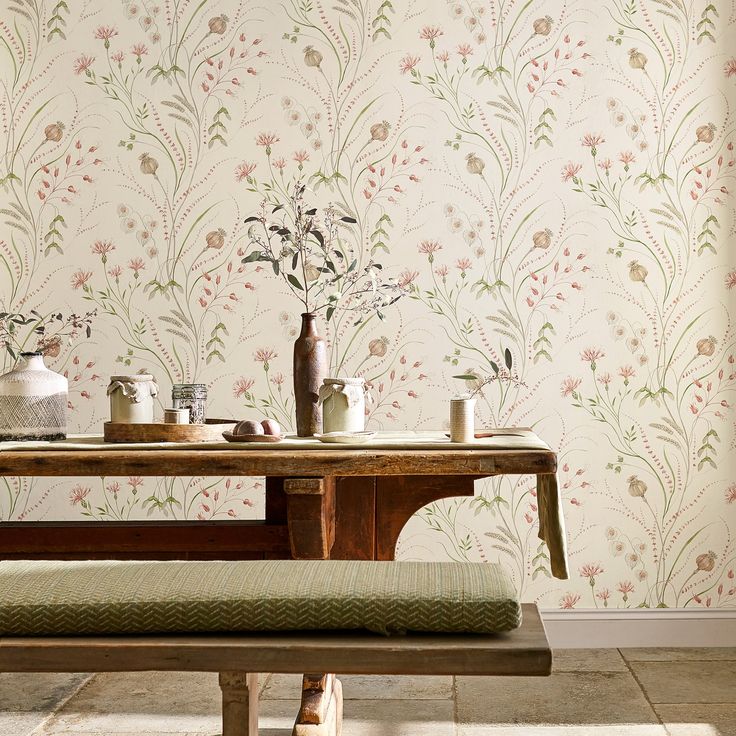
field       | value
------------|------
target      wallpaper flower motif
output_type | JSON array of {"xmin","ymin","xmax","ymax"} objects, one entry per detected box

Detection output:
[{"xmin": 0, "ymin": 0, "xmax": 734, "ymax": 610}]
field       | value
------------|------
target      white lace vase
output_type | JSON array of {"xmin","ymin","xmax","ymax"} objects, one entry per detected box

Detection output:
[{"xmin": 0, "ymin": 352, "xmax": 68, "ymax": 442}]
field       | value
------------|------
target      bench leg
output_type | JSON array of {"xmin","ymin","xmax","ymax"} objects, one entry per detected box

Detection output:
[
  {"xmin": 293, "ymin": 673, "xmax": 343, "ymax": 736},
  {"xmin": 219, "ymin": 671, "xmax": 258, "ymax": 736}
]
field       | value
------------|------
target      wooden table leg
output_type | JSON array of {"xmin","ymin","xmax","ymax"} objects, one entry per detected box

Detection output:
[
  {"xmin": 283, "ymin": 477, "xmax": 336, "ymax": 560},
  {"xmin": 219, "ymin": 672, "xmax": 258, "ymax": 736},
  {"xmin": 283, "ymin": 477, "xmax": 342, "ymax": 734}
]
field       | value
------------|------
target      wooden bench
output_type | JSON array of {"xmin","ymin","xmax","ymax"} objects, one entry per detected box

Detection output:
[{"xmin": 0, "ymin": 559, "xmax": 551, "ymax": 736}]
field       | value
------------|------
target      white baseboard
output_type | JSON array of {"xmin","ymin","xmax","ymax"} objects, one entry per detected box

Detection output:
[{"xmin": 540, "ymin": 608, "xmax": 736, "ymax": 648}]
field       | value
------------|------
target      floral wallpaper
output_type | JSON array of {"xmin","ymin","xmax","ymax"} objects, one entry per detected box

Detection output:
[{"xmin": 1, "ymin": 0, "xmax": 735, "ymax": 610}]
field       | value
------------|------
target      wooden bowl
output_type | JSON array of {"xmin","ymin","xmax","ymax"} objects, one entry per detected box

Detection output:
[{"xmin": 222, "ymin": 431, "xmax": 283, "ymax": 443}]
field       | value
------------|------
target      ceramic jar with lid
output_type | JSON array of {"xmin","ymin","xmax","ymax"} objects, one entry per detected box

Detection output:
[
  {"xmin": 107, "ymin": 374, "xmax": 159, "ymax": 424},
  {"xmin": 0, "ymin": 352, "xmax": 68, "ymax": 441},
  {"xmin": 318, "ymin": 377, "xmax": 366, "ymax": 433}
]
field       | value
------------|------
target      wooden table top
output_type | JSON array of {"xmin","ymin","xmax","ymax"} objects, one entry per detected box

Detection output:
[{"xmin": 0, "ymin": 431, "xmax": 556, "ymax": 477}]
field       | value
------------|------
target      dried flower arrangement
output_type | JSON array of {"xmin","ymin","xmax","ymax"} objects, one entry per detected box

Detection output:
[
  {"xmin": 242, "ymin": 182, "xmax": 404, "ymax": 320},
  {"xmin": 0, "ymin": 310, "xmax": 95, "ymax": 361}
]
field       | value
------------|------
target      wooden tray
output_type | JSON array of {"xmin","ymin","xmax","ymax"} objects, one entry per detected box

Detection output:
[{"xmin": 104, "ymin": 419, "xmax": 237, "ymax": 443}]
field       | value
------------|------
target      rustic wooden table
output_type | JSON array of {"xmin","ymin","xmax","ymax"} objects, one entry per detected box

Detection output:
[{"xmin": 0, "ymin": 435, "xmax": 558, "ymax": 563}]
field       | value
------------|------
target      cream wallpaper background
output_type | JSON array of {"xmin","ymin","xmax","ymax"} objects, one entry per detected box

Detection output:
[{"xmin": 1, "ymin": 0, "xmax": 735, "ymax": 610}]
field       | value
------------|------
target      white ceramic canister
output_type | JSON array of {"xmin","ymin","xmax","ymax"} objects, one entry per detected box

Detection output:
[
  {"xmin": 107, "ymin": 374, "xmax": 159, "ymax": 423},
  {"xmin": 0, "ymin": 352, "xmax": 68, "ymax": 441},
  {"xmin": 318, "ymin": 377, "xmax": 366, "ymax": 433},
  {"xmin": 449, "ymin": 397, "xmax": 476, "ymax": 443}
]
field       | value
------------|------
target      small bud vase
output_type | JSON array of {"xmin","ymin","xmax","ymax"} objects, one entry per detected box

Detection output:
[
  {"xmin": 449, "ymin": 397, "xmax": 476, "ymax": 443},
  {"xmin": 0, "ymin": 352, "xmax": 68, "ymax": 441},
  {"xmin": 293, "ymin": 312, "xmax": 327, "ymax": 436}
]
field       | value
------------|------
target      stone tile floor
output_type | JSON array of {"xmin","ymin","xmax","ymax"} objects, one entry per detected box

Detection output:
[{"xmin": 1, "ymin": 648, "xmax": 734, "ymax": 735}]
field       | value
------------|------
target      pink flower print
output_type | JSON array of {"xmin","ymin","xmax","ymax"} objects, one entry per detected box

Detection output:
[
  {"xmin": 419, "ymin": 26, "xmax": 443, "ymax": 41},
  {"xmin": 418, "ymin": 240, "xmax": 442, "ymax": 255},
  {"xmin": 131, "ymin": 43, "xmax": 148, "ymax": 59},
  {"xmin": 128, "ymin": 476, "xmax": 144, "ymax": 489},
  {"xmin": 581, "ymin": 347, "xmax": 604, "ymax": 363},
  {"xmin": 94, "ymin": 26, "xmax": 117, "ymax": 48},
  {"xmin": 618, "ymin": 365, "xmax": 636, "ymax": 384},
  {"xmin": 108, "ymin": 265, "xmax": 122, "ymax": 278},
  {"xmin": 292, "ymin": 150, "xmax": 310, "ymax": 164},
  {"xmin": 233, "ymin": 377, "xmax": 255, "ymax": 397},
  {"xmin": 70, "ymin": 270, "xmax": 92, "ymax": 289},
  {"xmin": 726, "ymin": 484, "xmax": 736, "ymax": 504},
  {"xmin": 73, "ymin": 55, "xmax": 95, "ymax": 75},
  {"xmin": 94, "ymin": 26, "xmax": 118, "ymax": 41},
  {"xmin": 435, "ymin": 265, "xmax": 449, "ymax": 278},
  {"xmin": 91, "ymin": 240, "xmax": 115, "ymax": 256},
  {"xmin": 254, "ymin": 348, "xmax": 277, "ymax": 363},
  {"xmin": 617, "ymin": 581, "xmax": 635, "ymax": 595},
  {"xmin": 397, "ymin": 269, "xmax": 419, "ymax": 288},
  {"xmin": 436, "ymin": 50, "xmax": 449, "ymax": 63},
  {"xmin": 69, "ymin": 485, "xmax": 91, "ymax": 505},
  {"xmin": 581, "ymin": 133, "xmax": 604, "ymax": 148},
  {"xmin": 580, "ymin": 563, "xmax": 604, "ymax": 579},
  {"xmin": 399, "ymin": 55, "xmax": 420, "ymax": 74},
  {"xmin": 561, "ymin": 162, "xmax": 582, "ymax": 182},
  {"xmin": 597, "ymin": 372, "xmax": 612, "ymax": 387},
  {"xmin": 596, "ymin": 588, "xmax": 611, "ymax": 605},
  {"xmin": 724, "ymin": 58, "xmax": 736, "ymax": 78},
  {"xmin": 235, "ymin": 161, "xmax": 256, "ymax": 181},
  {"xmin": 128, "ymin": 257, "xmax": 145, "ymax": 274},
  {"xmin": 725, "ymin": 271, "xmax": 736, "ymax": 289},
  {"xmin": 560, "ymin": 377, "xmax": 581, "ymax": 397},
  {"xmin": 111, "ymin": 50, "xmax": 125, "ymax": 63},
  {"xmin": 270, "ymin": 372, "xmax": 285, "ymax": 386},
  {"xmin": 255, "ymin": 132, "xmax": 279, "ymax": 147},
  {"xmin": 619, "ymin": 151, "xmax": 636, "ymax": 165},
  {"xmin": 560, "ymin": 593, "xmax": 580, "ymax": 609},
  {"xmin": 598, "ymin": 158, "xmax": 612, "ymax": 172},
  {"xmin": 455, "ymin": 257, "xmax": 472, "ymax": 272},
  {"xmin": 272, "ymin": 157, "xmax": 286, "ymax": 170},
  {"xmin": 457, "ymin": 43, "xmax": 473, "ymax": 59}
]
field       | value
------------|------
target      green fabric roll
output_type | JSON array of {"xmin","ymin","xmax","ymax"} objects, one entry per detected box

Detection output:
[{"xmin": 0, "ymin": 559, "xmax": 521, "ymax": 636}]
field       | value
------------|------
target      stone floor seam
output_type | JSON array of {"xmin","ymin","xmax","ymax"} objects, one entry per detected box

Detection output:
[
  {"xmin": 618, "ymin": 648, "xmax": 671, "ymax": 736},
  {"xmin": 27, "ymin": 673, "xmax": 95, "ymax": 736},
  {"xmin": 451, "ymin": 674, "xmax": 459, "ymax": 732}
]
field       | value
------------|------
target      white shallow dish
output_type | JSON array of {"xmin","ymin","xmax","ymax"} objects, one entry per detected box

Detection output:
[{"xmin": 314, "ymin": 431, "xmax": 376, "ymax": 444}]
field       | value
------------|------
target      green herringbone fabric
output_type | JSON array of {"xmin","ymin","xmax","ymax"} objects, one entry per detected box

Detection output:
[{"xmin": 0, "ymin": 559, "xmax": 520, "ymax": 636}]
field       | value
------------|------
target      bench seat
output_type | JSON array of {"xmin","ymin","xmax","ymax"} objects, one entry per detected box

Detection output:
[
  {"xmin": 0, "ymin": 559, "xmax": 549, "ymax": 736},
  {"xmin": 0, "ymin": 559, "xmax": 521, "ymax": 637}
]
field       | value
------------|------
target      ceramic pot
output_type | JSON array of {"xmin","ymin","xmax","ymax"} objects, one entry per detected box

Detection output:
[
  {"xmin": 0, "ymin": 352, "xmax": 68, "ymax": 441},
  {"xmin": 449, "ymin": 397, "xmax": 476, "ymax": 442},
  {"xmin": 293, "ymin": 312, "xmax": 327, "ymax": 436},
  {"xmin": 319, "ymin": 377, "xmax": 366, "ymax": 433},
  {"xmin": 107, "ymin": 374, "xmax": 159, "ymax": 423}
]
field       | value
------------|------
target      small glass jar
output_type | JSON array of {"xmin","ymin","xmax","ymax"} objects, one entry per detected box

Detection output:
[
  {"xmin": 172, "ymin": 383, "xmax": 207, "ymax": 425},
  {"xmin": 318, "ymin": 377, "xmax": 365, "ymax": 433}
]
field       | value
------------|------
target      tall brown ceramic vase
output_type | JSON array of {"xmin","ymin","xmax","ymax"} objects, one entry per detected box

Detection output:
[{"xmin": 293, "ymin": 312, "xmax": 327, "ymax": 436}]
